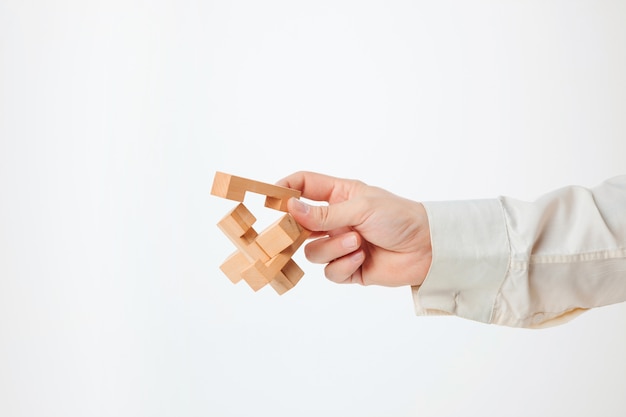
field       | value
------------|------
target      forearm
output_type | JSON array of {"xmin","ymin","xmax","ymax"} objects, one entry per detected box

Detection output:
[{"xmin": 412, "ymin": 176, "xmax": 626, "ymax": 328}]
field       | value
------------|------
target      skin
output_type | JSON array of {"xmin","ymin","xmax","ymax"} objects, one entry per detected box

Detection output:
[{"xmin": 277, "ymin": 171, "xmax": 432, "ymax": 287}]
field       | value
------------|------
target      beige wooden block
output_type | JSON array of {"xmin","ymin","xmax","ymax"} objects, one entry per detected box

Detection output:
[
  {"xmin": 242, "ymin": 268, "xmax": 270, "ymax": 292},
  {"xmin": 218, "ymin": 213, "xmax": 270, "ymax": 264},
  {"xmin": 217, "ymin": 203, "xmax": 256, "ymax": 238},
  {"xmin": 269, "ymin": 258, "xmax": 304, "ymax": 295},
  {"xmin": 269, "ymin": 270, "xmax": 294, "ymax": 295},
  {"xmin": 241, "ymin": 228, "xmax": 311, "ymax": 286},
  {"xmin": 256, "ymin": 214, "xmax": 303, "ymax": 258},
  {"xmin": 211, "ymin": 171, "xmax": 300, "ymax": 212},
  {"xmin": 212, "ymin": 172, "xmax": 310, "ymax": 293},
  {"xmin": 220, "ymin": 250, "xmax": 250, "ymax": 284},
  {"xmin": 281, "ymin": 258, "xmax": 304, "ymax": 286},
  {"xmin": 220, "ymin": 249, "xmax": 270, "ymax": 291},
  {"xmin": 264, "ymin": 195, "xmax": 290, "ymax": 211},
  {"xmin": 241, "ymin": 259, "xmax": 272, "ymax": 287}
]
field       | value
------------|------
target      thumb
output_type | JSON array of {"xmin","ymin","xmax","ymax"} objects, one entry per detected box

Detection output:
[{"xmin": 287, "ymin": 197, "xmax": 364, "ymax": 232}]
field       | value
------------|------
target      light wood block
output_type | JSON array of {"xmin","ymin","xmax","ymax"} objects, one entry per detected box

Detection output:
[
  {"xmin": 241, "ymin": 228, "xmax": 311, "ymax": 283},
  {"xmin": 281, "ymin": 258, "xmax": 304, "ymax": 286},
  {"xmin": 217, "ymin": 208, "xmax": 270, "ymax": 264},
  {"xmin": 269, "ymin": 259, "xmax": 304, "ymax": 295},
  {"xmin": 220, "ymin": 250, "xmax": 270, "ymax": 291},
  {"xmin": 220, "ymin": 250, "xmax": 249, "ymax": 284},
  {"xmin": 217, "ymin": 203, "xmax": 256, "ymax": 238},
  {"xmin": 242, "ymin": 269, "xmax": 270, "ymax": 291},
  {"xmin": 212, "ymin": 171, "xmax": 310, "ymax": 294},
  {"xmin": 269, "ymin": 270, "xmax": 294, "ymax": 295},
  {"xmin": 211, "ymin": 171, "xmax": 300, "ymax": 212},
  {"xmin": 256, "ymin": 213, "xmax": 303, "ymax": 258}
]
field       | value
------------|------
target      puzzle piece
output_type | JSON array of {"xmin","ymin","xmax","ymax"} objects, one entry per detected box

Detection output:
[
  {"xmin": 217, "ymin": 206, "xmax": 305, "ymax": 292},
  {"xmin": 217, "ymin": 203, "xmax": 270, "ymax": 264},
  {"xmin": 211, "ymin": 171, "xmax": 301, "ymax": 212},
  {"xmin": 241, "ymin": 227, "xmax": 311, "ymax": 284},
  {"xmin": 256, "ymin": 213, "xmax": 304, "ymax": 258},
  {"xmin": 211, "ymin": 171, "xmax": 310, "ymax": 294},
  {"xmin": 270, "ymin": 258, "xmax": 305, "ymax": 295}
]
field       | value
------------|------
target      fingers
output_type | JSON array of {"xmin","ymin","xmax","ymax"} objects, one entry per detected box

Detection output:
[
  {"xmin": 324, "ymin": 250, "xmax": 365, "ymax": 284},
  {"xmin": 276, "ymin": 171, "xmax": 340, "ymax": 202},
  {"xmin": 303, "ymin": 231, "xmax": 366, "ymax": 284},
  {"xmin": 279, "ymin": 171, "xmax": 370, "ymax": 232},
  {"xmin": 287, "ymin": 197, "xmax": 367, "ymax": 233},
  {"xmin": 277, "ymin": 171, "xmax": 373, "ymax": 285},
  {"xmin": 304, "ymin": 231, "xmax": 361, "ymax": 263},
  {"xmin": 277, "ymin": 171, "xmax": 364, "ymax": 204}
]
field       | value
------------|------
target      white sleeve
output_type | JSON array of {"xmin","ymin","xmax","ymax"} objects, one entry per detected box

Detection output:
[{"xmin": 412, "ymin": 176, "xmax": 626, "ymax": 328}]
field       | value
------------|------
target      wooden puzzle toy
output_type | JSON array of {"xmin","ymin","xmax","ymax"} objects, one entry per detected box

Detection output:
[{"xmin": 211, "ymin": 172, "xmax": 311, "ymax": 294}]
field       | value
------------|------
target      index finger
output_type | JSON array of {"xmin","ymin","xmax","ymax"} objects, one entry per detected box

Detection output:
[{"xmin": 276, "ymin": 171, "xmax": 358, "ymax": 204}]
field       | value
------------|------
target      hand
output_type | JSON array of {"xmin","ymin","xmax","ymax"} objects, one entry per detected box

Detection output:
[{"xmin": 277, "ymin": 172, "xmax": 432, "ymax": 287}]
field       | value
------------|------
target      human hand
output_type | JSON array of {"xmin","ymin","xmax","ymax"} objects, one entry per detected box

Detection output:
[{"xmin": 277, "ymin": 172, "xmax": 432, "ymax": 287}]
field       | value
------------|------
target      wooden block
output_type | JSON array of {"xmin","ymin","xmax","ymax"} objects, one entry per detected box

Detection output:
[
  {"xmin": 211, "ymin": 171, "xmax": 301, "ymax": 212},
  {"xmin": 242, "ymin": 268, "xmax": 270, "ymax": 292},
  {"xmin": 269, "ymin": 270, "xmax": 294, "ymax": 295},
  {"xmin": 217, "ymin": 203, "xmax": 256, "ymax": 238},
  {"xmin": 220, "ymin": 250, "xmax": 250, "ymax": 284},
  {"xmin": 264, "ymin": 196, "xmax": 289, "ymax": 211},
  {"xmin": 256, "ymin": 214, "xmax": 303, "ymax": 258},
  {"xmin": 220, "ymin": 249, "xmax": 270, "ymax": 291},
  {"xmin": 212, "ymin": 172, "xmax": 310, "ymax": 294},
  {"xmin": 281, "ymin": 258, "xmax": 304, "ymax": 286},
  {"xmin": 241, "ymin": 228, "xmax": 311, "ymax": 285},
  {"xmin": 217, "ymin": 210, "xmax": 270, "ymax": 264},
  {"xmin": 269, "ymin": 259, "xmax": 304, "ymax": 295}
]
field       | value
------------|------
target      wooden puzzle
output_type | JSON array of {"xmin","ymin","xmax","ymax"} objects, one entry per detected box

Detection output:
[{"xmin": 211, "ymin": 172, "xmax": 311, "ymax": 294}]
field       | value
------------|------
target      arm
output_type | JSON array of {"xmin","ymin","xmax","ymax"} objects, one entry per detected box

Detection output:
[
  {"xmin": 416, "ymin": 176, "xmax": 626, "ymax": 328},
  {"xmin": 279, "ymin": 172, "xmax": 626, "ymax": 328}
]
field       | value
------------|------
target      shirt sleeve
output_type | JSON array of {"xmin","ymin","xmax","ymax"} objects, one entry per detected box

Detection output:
[{"xmin": 412, "ymin": 176, "xmax": 626, "ymax": 328}]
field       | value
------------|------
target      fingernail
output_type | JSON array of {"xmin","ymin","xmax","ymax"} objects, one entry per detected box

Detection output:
[
  {"xmin": 350, "ymin": 250, "xmax": 365, "ymax": 263},
  {"xmin": 342, "ymin": 234, "xmax": 358, "ymax": 250},
  {"xmin": 290, "ymin": 198, "xmax": 310, "ymax": 215}
]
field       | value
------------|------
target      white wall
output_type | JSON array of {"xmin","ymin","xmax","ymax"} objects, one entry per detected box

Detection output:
[{"xmin": 1, "ymin": 1, "xmax": 625, "ymax": 416}]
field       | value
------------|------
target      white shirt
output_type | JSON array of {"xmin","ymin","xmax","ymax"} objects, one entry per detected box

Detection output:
[{"xmin": 412, "ymin": 176, "xmax": 626, "ymax": 328}]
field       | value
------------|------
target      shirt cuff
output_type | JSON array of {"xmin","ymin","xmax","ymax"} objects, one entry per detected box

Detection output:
[{"xmin": 411, "ymin": 199, "xmax": 510, "ymax": 324}]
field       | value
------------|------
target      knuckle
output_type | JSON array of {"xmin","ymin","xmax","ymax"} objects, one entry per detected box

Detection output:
[{"xmin": 315, "ymin": 206, "xmax": 331, "ymax": 231}]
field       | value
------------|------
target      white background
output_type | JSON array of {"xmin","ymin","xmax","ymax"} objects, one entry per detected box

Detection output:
[{"xmin": 1, "ymin": 1, "xmax": 626, "ymax": 416}]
